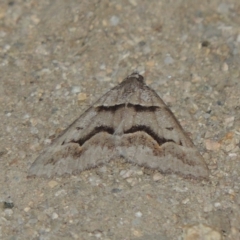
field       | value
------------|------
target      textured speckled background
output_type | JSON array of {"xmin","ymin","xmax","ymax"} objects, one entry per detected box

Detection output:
[{"xmin": 0, "ymin": 0, "xmax": 240, "ymax": 239}]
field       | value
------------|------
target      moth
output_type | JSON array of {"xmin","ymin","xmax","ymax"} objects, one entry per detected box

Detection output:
[{"xmin": 29, "ymin": 72, "xmax": 209, "ymax": 179}]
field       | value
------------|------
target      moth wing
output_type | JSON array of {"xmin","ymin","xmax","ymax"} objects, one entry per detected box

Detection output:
[
  {"xmin": 104, "ymin": 75, "xmax": 209, "ymax": 179},
  {"xmin": 29, "ymin": 105, "xmax": 118, "ymax": 177}
]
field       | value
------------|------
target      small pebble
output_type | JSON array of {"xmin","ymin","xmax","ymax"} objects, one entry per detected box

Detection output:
[
  {"xmin": 191, "ymin": 74, "xmax": 202, "ymax": 82},
  {"xmin": 164, "ymin": 54, "xmax": 174, "ymax": 65},
  {"xmin": 55, "ymin": 84, "xmax": 61, "ymax": 90},
  {"xmin": 110, "ymin": 15, "xmax": 120, "ymax": 26},
  {"xmin": 136, "ymin": 170, "xmax": 143, "ymax": 176},
  {"xmin": 225, "ymin": 143, "xmax": 236, "ymax": 152},
  {"xmin": 30, "ymin": 127, "xmax": 38, "ymax": 134},
  {"xmin": 152, "ymin": 172, "xmax": 164, "ymax": 181},
  {"xmin": 224, "ymin": 116, "xmax": 234, "ymax": 127},
  {"xmin": 182, "ymin": 198, "xmax": 190, "ymax": 204},
  {"xmin": 78, "ymin": 92, "xmax": 87, "ymax": 101},
  {"xmin": 135, "ymin": 211, "xmax": 142, "ymax": 218},
  {"xmin": 48, "ymin": 180, "xmax": 58, "ymax": 188},
  {"xmin": 237, "ymin": 34, "xmax": 240, "ymax": 42},
  {"xmin": 95, "ymin": 232, "xmax": 102, "ymax": 238},
  {"xmin": 120, "ymin": 169, "xmax": 133, "ymax": 179},
  {"xmin": 205, "ymin": 139, "xmax": 221, "ymax": 151},
  {"xmin": 132, "ymin": 229, "xmax": 143, "ymax": 237},
  {"xmin": 55, "ymin": 189, "xmax": 67, "ymax": 197},
  {"xmin": 71, "ymin": 86, "xmax": 81, "ymax": 94},
  {"xmin": 3, "ymin": 201, "xmax": 14, "ymax": 209},
  {"xmin": 4, "ymin": 209, "xmax": 13, "ymax": 216},
  {"xmin": 128, "ymin": 0, "xmax": 137, "ymax": 6},
  {"xmin": 203, "ymin": 203, "xmax": 213, "ymax": 212},
  {"xmin": 182, "ymin": 224, "xmax": 222, "ymax": 240},
  {"xmin": 222, "ymin": 62, "xmax": 228, "ymax": 71},
  {"xmin": 214, "ymin": 202, "xmax": 221, "ymax": 208},
  {"xmin": 24, "ymin": 207, "xmax": 30, "ymax": 212},
  {"xmin": 52, "ymin": 212, "xmax": 59, "ymax": 219}
]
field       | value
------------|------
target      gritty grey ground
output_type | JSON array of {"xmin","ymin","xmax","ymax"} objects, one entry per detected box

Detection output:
[{"xmin": 0, "ymin": 0, "xmax": 240, "ymax": 239}]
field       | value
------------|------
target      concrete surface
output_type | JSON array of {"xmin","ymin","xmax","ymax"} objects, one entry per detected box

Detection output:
[{"xmin": 0, "ymin": 0, "xmax": 240, "ymax": 239}]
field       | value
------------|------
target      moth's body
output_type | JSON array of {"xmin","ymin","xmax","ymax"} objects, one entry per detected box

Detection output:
[{"xmin": 29, "ymin": 73, "xmax": 209, "ymax": 179}]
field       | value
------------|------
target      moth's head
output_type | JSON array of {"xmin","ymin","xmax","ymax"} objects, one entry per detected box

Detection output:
[{"xmin": 126, "ymin": 72, "xmax": 145, "ymax": 84}]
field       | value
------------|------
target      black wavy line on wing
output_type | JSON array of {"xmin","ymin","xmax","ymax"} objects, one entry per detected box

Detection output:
[
  {"xmin": 70, "ymin": 125, "xmax": 176, "ymax": 147},
  {"xmin": 97, "ymin": 104, "xmax": 158, "ymax": 112}
]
